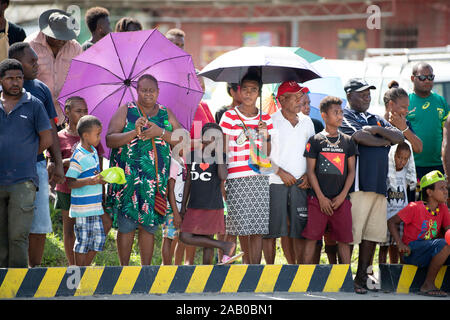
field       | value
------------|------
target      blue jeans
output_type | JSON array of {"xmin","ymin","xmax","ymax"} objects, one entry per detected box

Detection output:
[{"xmin": 30, "ymin": 160, "xmax": 53, "ymax": 234}]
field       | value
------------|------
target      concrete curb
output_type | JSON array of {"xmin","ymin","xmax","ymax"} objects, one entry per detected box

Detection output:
[
  {"xmin": 380, "ymin": 264, "xmax": 449, "ymax": 294},
  {"xmin": 0, "ymin": 264, "xmax": 354, "ymax": 298}
]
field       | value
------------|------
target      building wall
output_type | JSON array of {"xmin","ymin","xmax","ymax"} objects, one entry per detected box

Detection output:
[{"xmin": 160, "ymin": 0, "xmax": 448, "ymax": 64}]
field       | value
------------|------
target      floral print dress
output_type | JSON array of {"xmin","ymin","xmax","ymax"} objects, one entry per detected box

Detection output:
[{"xmin": 106, "ymin": 101, "xmax": 172, "ymax": 229}]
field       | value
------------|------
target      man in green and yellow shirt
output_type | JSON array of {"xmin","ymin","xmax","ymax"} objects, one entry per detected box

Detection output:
[{"xmin": 406, "ymin": 62, "xmax": 449, "ymax": 182}]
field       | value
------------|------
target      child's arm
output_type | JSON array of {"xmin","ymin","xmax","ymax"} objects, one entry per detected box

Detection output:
[
  {"xmin": 306, "ymin": 157, "xmax": 333, "ymax": 216},
  {"xmin": 66, "ymin": 174, "xmax": 106, "ymax": 189},
  {"xmin": 167, "ymin": 178, "xmax": 182, "ymax": 229},
  {"xmin": 218, "ymin": 152, "xmax": 228, "ymax": 180},
  {"xmin": 387, "ymin": 215, "xmax": 410, "ymax": 255},
  {"xmin": 332, "ymin": 155, "xmax": 356, "ymax": 209},
  {"xmin": 180, "ymin": 165, "xmax": 192, "ymax": 219}
]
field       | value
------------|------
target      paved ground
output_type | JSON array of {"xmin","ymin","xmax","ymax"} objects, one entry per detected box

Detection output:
[{"xmin": 17, "ymin": 290, "xmax": 449, "ymax": 300}]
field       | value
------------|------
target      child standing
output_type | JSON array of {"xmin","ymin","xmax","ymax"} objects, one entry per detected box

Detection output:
[
  {"xmin": 49, "ymin": 97, "xmax": 107, "ymax": 265},
  {"xmin": 302, "ymin": 96, "xmax": 357, "ymax": 264},
  {"xmin": 180, "ymin": 123, "xmax": 243, "ymax": 265},
  {"xmin": 388, "ymin": 170, "xmax": 450, "ymax": 297},
  {"xmin": 161, "ymin": 156, "xmax": 185, "ymax": 265},
  {"xmin": 379, "ymin": 142, "xmax": 416, "ymax": 264},
  {"xmin": 66, "ymin": 115, "xmax": 107, "ymax": 266}
]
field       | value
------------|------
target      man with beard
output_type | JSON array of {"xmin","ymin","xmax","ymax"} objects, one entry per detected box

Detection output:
[{"xmin": 0, "ymin": 59, "xmax": 52, "ymax": 267}]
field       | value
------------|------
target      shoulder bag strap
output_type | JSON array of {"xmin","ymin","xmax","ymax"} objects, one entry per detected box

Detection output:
[{"xmin": 136, "ymin": 102, "xmax": 161, "ymax": 194}]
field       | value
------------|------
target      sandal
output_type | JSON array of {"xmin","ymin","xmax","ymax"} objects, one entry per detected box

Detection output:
[
  {"xmin": 217, "ymin": 252, "xmax": 244, "ymax": 265},
  {"xmin": 354, "ymin": 284, "xmax": 368, "ymax": 295},
  {"xmin": 417, "ymin": 290, "xmax": 448, "ymax": 298}
]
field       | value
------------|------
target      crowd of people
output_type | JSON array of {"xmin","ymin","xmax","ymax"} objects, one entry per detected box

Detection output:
[{"xmin": 0, "ymin": 2, "xmax": 449, "ymax": 297}]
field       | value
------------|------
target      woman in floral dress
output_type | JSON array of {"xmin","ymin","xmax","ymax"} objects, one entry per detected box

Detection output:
[{"xmin": 106, "ymin": 74, "xmax": 183, "ymax": 265}]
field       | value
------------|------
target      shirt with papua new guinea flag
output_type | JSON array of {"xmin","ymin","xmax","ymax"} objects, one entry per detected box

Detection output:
[
  {"xmin": 303, "ymin": 132, "xmax": 357, "ymax": 199},
  {"xmin": 406, "ymin": 92, "xmax": 449, "ymax": 167}
]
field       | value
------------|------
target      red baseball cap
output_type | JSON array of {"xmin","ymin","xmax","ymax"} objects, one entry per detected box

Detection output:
[{"xmin": 276, "ymin": 81, "xmax": 309, "ymax": 99}]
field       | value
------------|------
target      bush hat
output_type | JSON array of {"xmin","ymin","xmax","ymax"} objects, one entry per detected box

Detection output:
[{"xmin": 39, "ymin": 9, "xmax": 80, "ymax": 41}]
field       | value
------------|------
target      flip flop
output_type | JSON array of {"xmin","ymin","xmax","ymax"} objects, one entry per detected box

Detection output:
[
  {"xmin": 417, "ymin": 290, "xmax": 448, "ymax": 298},
  {"xmin": 217, "ymin": 252, "xmax": 244, "ymax": 265},
  {"xmin": 353, "ymin": 282, "xmax": 368, "ymax": 295},
  {"xmin": 354, "ymin": 286, "xmax": 368, "ymax": 295}
]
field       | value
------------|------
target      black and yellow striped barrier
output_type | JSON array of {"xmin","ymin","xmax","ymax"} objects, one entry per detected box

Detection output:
[
  {"xmin": 0, "ymin": 264, "xmax": 354, "ymax": 298},
  {"xmin": 379, "ymin": 264, "xmax": 449, "ymax": 294}
]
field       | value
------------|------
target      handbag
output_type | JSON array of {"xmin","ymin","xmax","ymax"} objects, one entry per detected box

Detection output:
[
  {"xmin": 152, "ymin": 138, "xmax": 168, "ymax": 216},
  {"xmin": 136, "ymin": 102, "xmax": 168, "ymax": 216}
]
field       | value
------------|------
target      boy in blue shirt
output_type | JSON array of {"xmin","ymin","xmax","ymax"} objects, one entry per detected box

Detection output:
[{"xmin": 66, "ymin": 115, "xmax": 106, "ymax": 266}]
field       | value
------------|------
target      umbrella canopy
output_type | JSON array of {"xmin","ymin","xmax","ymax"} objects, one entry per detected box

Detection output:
[
  {"xmin": 58, "ymin": 29, "xmax": 203, "ymax": 158},
  {"xmin": 264, "ymin": 47, "xmax": 347, "ymax": 124},
  {"xmin": 198, "ymin": 46, "xmax": 321, "ymax": 84}
]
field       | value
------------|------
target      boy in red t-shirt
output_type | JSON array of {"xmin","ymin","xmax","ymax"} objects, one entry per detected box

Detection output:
[{"xmin": 388, "ymin": 170, "xmax": 450, "ymax": 297}]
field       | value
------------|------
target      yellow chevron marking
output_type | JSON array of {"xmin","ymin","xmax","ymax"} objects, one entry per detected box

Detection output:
[
  {"xmin": 34, "ymin": 267, "xmax": 67, "ymax": 298},
  {"xmin": 185, "ymin": 265, "xmax": 214, "ymax": 293},
  {"xmin": 288, "ymin": 265, "xmax": 316, "ymax": 292},
  {"xmin": 435, "ymin": 266, "xmax": 447, "ymax": 289},
  {"xmin": 220, "ymin": 265, "xmax": 248, "ymax": 293},
  {"xmin": 397, "ymin": 265, "xmax": 418, "ymax": 294},
  {"xmin": 323, "ymin": 264, "xmax": 349, "ymax": 292},
  {"xmin": 149, "ymin": 266, "xmax": 177, "ymax": 294},
  {"xmin": 74, "ymin": 266, "xmax": 104, "ymax": 296},
  {"xmin": 255, "ymin": 265, "xmax": 282, "ymax": 293},
  {"xmin": 112, "ymin": 266, "xmax": 142, "ymax": 295},
  {"xmin": 0, "ymin": 268, "xmax": 28, "ymax": 298}
]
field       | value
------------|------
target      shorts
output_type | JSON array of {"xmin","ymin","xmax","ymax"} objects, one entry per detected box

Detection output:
[
  {"xmin": 162, "ymin": 212, "xmax": 179, "ymax": 239},
  {"xmin": 302, "ymin": 196, "xmax": 353, "ymax": 243},
  {"xmin": 350, "ymin": 191, "xmax": 387, "ymax": 245},
  {"xmin": 404, "ymin": 239, "xmax": 450, "ymax": 268},
  {"xmin": 30, "ymin": 160, "xmax": 53, "ymax": 234},
  {"xmin": 74, "ymin": 215, "xmax": 106, "ymax": 253},
  {"xmin": 117, "ymin": 211, "xmax": 159, "ymax": 234},
  {"xmin": 55, "ymin": 191, "xmax": 71, "ymax": 211},
  {"xmin": 265, "ymin": 184, "xmax": 308, "ymax": 239}
]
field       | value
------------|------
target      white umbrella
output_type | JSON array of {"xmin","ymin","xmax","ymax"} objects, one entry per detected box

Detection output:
[{"xmin": 198, "ymin": 46, "xmax": 321, "ymax": 84}]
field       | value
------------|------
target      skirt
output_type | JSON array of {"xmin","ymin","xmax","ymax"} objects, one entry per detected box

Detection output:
[
  {"xmin": 180, "ymin": 208, "xmax": 225, "ymax": 235},
  {"xmin": 225, "ymin": 175, "xmax": 270, "ymax": 236}
]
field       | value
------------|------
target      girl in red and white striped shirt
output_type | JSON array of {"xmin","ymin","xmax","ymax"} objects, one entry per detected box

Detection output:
[{"xmin": 219, "ymin": 72, "xmax": 274, "ymax": 264}]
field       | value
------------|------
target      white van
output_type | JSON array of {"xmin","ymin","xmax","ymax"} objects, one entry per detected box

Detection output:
[{"xmin": 327, "ymin": 46, "xmax": 450, "ymax": 117}]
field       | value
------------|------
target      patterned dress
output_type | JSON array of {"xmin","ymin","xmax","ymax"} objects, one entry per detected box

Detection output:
[{"xmin": 106, "ymin": 102, "xmax": 172, "ymax": 229}]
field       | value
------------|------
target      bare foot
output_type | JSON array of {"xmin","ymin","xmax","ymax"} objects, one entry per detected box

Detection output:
[{"xmin": 223, "ymin": 241, "xmax": 236, "ymax": 257}]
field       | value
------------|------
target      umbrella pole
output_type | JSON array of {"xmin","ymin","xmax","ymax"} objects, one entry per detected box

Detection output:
[{"xmin": 259, "ymin": 66, "xmax": 263, "ymax": 122}]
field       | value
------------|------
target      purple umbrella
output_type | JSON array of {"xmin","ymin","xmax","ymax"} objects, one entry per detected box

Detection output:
[{"xmin": 58, "ymin": 29, "xmax": 203, "ymax": 158}]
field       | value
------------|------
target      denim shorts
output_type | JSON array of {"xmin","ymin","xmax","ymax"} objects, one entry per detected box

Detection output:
[
  {"xmin": 117, "ymin": 211, "xmax": 159, "ymax": 234},
  {"xmin": 404, "ymin": 239, "xmax": 450, "ymax": 268},
  {"xmin": 30, "ymin": 160, "xmax": 53, "ymax": 234}
]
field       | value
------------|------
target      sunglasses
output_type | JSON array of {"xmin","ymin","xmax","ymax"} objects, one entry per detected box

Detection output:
[{"xmin": 415, "ymin": 74, "xmax": 435, "ymax": 81}]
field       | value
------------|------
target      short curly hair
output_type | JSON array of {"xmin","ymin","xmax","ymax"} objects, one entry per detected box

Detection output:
[
  {"xmin": 85, "ymin": 7, "xmax": 110, "ymax": 33},
  {"xmin": 319, "ymin": 96, "xmax": 342, "ymax": 114}
]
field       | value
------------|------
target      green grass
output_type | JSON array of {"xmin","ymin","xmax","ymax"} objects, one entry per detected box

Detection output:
[{"xmin": 43, "ymin": 200, "xmax": 379, "ymax": 276}]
